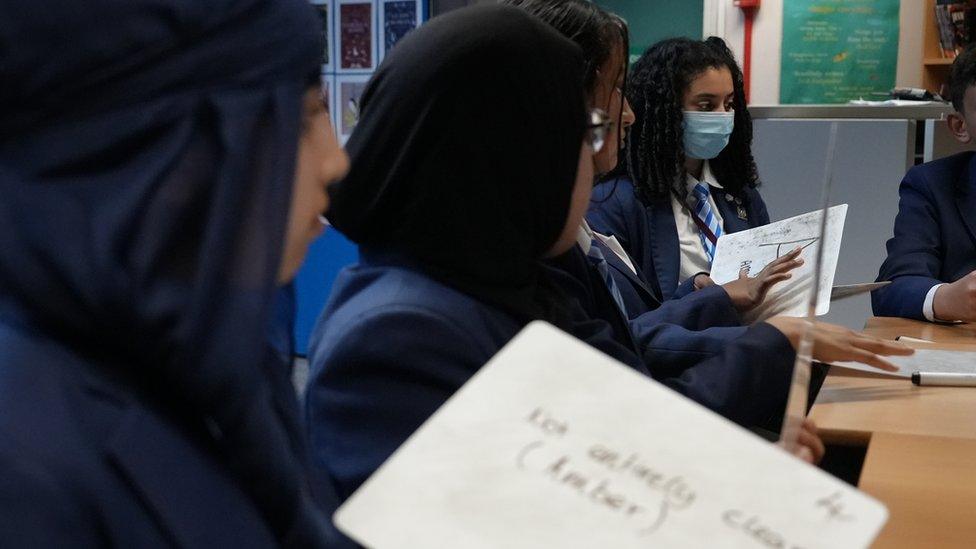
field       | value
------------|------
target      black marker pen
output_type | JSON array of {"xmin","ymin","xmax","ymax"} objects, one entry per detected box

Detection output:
[{"xmin": 911, "ymin": 371, "xmax": 976, "ymax": 387}]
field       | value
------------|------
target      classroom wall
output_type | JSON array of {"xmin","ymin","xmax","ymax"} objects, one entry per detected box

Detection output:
[
  {"xmin": 597, "ymin": 0, "xmax": 703, "ymax": 61},
  {"xmin": 435, "ymin": 0, "xmax": 705, "ymax": 52},
  {"xmin": 709, "ymin": 0, "xmax": 924, "ymax": 105},
  {"xmin": 751, "ymin": 117, "xmax": 914, "ymax": 329},
  {"xmin": 430, "ymin": 0, "xmax": 491, "ymax": 15}
]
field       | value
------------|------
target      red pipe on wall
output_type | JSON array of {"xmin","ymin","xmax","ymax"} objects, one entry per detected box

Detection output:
[{"xmin": 734, "ymin": 1, "xmax": 760, "ymax": 104}]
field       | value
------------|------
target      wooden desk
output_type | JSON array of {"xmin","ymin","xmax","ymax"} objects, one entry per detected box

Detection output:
[
  {"xmin": 862, "ymin": 316, "xmax": 976, "ymax": 344},
  {"xmin": 811, "ymin": 374, "xmax": 976, "ymax": 443},
  {"xmin": 859, "ymin": 433, "xmax": 976, "ymax": 549},
  {"xmin": 811, "ymin": 317, "xmax": 976, "ymax": 443},
  {"xmin": 809, "ymin": 318, "xmax": 976, "ymax": 546}
]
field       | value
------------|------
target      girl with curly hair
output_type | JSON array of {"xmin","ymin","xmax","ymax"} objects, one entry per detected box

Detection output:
[{"xmin": 588, "ymin": 37, "xmax": 775, "ymax": 306}]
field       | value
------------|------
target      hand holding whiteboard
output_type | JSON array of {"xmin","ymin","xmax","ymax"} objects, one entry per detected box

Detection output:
[
  {"xmin": 334, "ymin": 322, "xmax": 887, "ymax": 548},
  {"xmin": 710, "ymin": 205, "xmax": 848, "ymax": 322}
]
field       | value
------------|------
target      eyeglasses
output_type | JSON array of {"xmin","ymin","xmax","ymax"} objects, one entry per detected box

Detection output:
[{"xmin": 586, "ymin": 108, "xmax": 614, "ymax": 153}]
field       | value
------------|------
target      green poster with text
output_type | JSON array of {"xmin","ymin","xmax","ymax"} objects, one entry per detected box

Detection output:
[{"xmin": 780, "ymin": 0, "xmax": 899, "ymax": 104}]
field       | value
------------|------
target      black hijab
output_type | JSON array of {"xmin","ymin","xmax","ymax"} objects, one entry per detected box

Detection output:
[
  {"xmin": 327, "ymin": 4, "xmax": 587, "ymax": 326},
  {"xmin": 0, "ymin": 0, "xmax": 327, "ymax": 544}
]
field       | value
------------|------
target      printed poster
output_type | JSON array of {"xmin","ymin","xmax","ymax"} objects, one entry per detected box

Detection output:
[
  {"xmin": 381, "ymin": 0, "xmax": 419, "ymax": 58},
  {"xmin": 321, "ymin": 74, "xmax": 337, "ymax": 137},
  {"xmin": 338, "ymin": 1, "xmax": 375, "ymax": 71},
  {"xmin": 780, "ymin": 0, "xmax": 899, "ymax": 104},
  {"xmin": 336, "ymin": 75, "xmax": 369, "ymax": 144},
  {"xmin": 312, "ymin": 1, "xmax": 332, "ymax": 71}
]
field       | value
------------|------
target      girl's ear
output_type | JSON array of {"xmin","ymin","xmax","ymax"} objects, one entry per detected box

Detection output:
[{"xmin": 947, "ymin": 112, "xmax": 972, "ymax": 144}]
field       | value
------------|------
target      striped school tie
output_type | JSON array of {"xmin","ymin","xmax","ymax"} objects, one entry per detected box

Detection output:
[
  {"xmin": 586, "ymin": 240, "xmax": 629, "ymax": 317},
  {"xmin": 688, "ymin": 182, "xmax": 723, "ymax": 263}
]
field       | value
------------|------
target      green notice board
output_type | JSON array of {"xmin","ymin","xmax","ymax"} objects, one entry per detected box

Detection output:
[
  {"xmin": 597, "ymin": 0, "xmax": 702, "ymax": 64},
  {"xmin": 780, "ymin": 0, "xmax": 899, "ymax": 104}
]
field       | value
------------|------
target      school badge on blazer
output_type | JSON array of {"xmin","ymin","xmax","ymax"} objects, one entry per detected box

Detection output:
[{"xmin": 725, "ymin": 193, "xmax": 748, "ymax": 220}]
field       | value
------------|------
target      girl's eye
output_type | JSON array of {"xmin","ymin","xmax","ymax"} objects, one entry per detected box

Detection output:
[{"xmin": 698, "ymin": 102, "xmax": 711, "ymax": 111}]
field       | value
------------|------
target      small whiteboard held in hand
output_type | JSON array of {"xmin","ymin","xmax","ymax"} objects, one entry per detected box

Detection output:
[
  {"xmin": 334, "ymin": 322, "xmax": 887, "ymax": 548},
  {"xmin": 710, "ymin": 204, "xmax": 848, "ymax": 322}
]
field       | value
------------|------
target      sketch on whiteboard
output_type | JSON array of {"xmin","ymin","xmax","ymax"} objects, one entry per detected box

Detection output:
[
  {"xmin": 757, "ymin": 237, "xmax": 819, "ymax": 259},
  {"xmin": 710, "ymin": 204, "xmax": 848, "ymax": 322}
]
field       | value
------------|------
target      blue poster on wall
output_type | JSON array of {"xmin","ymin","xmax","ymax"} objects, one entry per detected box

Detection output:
[
  {"xmin": 294, "ymin": 230, "xmax": 359, "ymax": 356},
  {"xmin": 381, "ymin": 0, "xmax": 420, "ymax": 58}
]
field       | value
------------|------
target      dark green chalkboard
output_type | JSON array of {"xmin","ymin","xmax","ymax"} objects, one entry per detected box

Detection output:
[{"xmin": 598, "ymin": 0, "xmax": 703, "ymax": 62}]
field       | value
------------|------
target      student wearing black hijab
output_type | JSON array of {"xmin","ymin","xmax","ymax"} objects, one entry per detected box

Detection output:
[
  {"xmin": 0, "ymin": 0, "xmax": 349, "ymax": 545},
  {"xmin": 308, "ymin": 4, "xmax": 620, "ymax": 500}
]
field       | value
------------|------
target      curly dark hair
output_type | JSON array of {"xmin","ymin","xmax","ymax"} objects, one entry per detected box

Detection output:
[
  {"xmin": 949, "ymin": 43, "xmax": 976, "ymax": 112},
  {"xmin": 617, "ymin": 36, "xmax": 759, "ymax": 205}
]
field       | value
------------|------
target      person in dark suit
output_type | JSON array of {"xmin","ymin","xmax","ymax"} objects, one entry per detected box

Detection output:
[
  {"xmin": 588, "ymin": 37, "xmax": 775, "ymax": 307},
  {"xmin": 0, "ymin": 0, "xmax": 351, "ymax": 545},
  {"xmin": 873, "ymin": 46, "xmax": 976, "ymax": 322}
]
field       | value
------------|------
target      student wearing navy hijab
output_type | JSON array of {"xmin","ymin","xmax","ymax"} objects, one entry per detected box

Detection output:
[
  {"xmin": 0, "ymin": 0, "xmax": 349, "ymax": 545},
  {"xmin": 873, "ymin": 45, "xmax": 976, "ymax": 322}
]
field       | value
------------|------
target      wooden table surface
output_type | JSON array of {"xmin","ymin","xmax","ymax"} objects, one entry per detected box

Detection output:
[
  {"xmin": 859, "ymin": 432, "xmax": 976, "ymax": 549},
  {"xmin": 862, "ymin": 316, "xmax": 976, "ymax": 344},
  {"xmin": 811, "ymin": 373, "xmax": 976, "ymax": 444},
  {"xmin": 810, "ymin": 317, "xmax": 976, "ymax": 443},
  {"xmin": 808, "ymin": 317, "xmax": 976, "ymax": 547}
]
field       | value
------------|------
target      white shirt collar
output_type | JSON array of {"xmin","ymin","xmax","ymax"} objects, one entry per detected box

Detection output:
[
  {"xmin": 684, "ymin": 160, "xmax": 723, "ymax": 194},
  {"xmin": 577, "ymin": 219, "xmax": 639, "ymax": 275},
  {"xmin": 576, "ymin": 220, "xmax": 595, "ymax": 254}
]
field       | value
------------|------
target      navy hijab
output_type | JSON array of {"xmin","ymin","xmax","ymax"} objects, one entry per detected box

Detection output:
[
  {"xmin": 1, "ymin": 0, "xmax": 327, "ymax": 543},
  {"xmin": 326, "ymin": 4, "xmax": 587, "ymax": 328}
]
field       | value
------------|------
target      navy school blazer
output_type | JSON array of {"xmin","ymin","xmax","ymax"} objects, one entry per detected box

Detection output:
[
  {"xmin": 305, "ymin": 251, "xmax": 795, "ymax": 499},
  {"xmin": 547, "ymin": 242, "xmax": 751, "ymax": 375},
  {"xmin": 873, "ymin": 151, "xmax": 976, "ymax": 320},
  {"xmin": 587, "ymin": 177, "xmax": 770, "ymax": 304},
  {"xmin": 546, "ymin": 245, "xmax": 792, "ymax": 419},
  {"xmin": 0, "ymin": 317, "xmax": 344, "ymax": 548}
]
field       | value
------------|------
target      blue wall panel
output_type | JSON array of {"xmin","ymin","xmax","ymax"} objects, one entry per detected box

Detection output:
[{"xmin": 293, "ymin": 229, "xmax": 358, "ymax": 355}]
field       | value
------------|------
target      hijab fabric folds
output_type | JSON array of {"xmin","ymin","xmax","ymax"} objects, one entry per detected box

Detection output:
[
  {"xmin": 327, "ymin": 5, "xmax": 587, "ymax": 326},
  {"xmin": 0, "ymin": 0, "xmax": 327, "ymax": 543}
]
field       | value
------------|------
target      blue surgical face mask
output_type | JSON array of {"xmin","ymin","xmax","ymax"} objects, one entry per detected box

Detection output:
[{"xmin": 682, "ymin": 110, "xmax": 735, "ymax": 160}]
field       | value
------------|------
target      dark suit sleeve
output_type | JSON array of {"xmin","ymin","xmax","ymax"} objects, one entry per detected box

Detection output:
[
  {"xmin": 872, "ymin": 170, "xmax": 946, "ymax": 320},
  {"xmin": 627, "ymin": 284, "xmax": 746, "ymax": 372},
  {"xmin": 587, "ymin": 180, "xmax": 641, "ymax": 256},
  {"xmin": 636, "ymin": 285, "xmax": 742, "ymax": 329},
  {"xmin": 632, "ymin": 322, "xmax": 748, "ymax": 377},
  {"xmin": 305, "ymin": 306, "xmax": 488, "ymax": 499},
  {"xmin": 671, "ymin": 285, "xmax": 742, "ymax": 327},
  {"xmin": 656, "ymin": 322, "xmax": 795, "ymax": 427},
  {"xmin": 0, "ymin": 452, "xmax": 99, "ymax": 548},
  {"xmin": 673, "ymin": 274, "xmax": 702, "ymax": 299},
  {"xmin": 554, "ymin": 267, "xmax": 790, "ymax": 427},
  {"xmin": 752, "ymin": 188, "xmax": 771, "ymax": 225}
]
